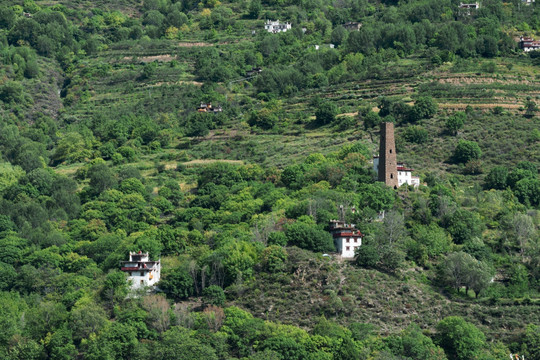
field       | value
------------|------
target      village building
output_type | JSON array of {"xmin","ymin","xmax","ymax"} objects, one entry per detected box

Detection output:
[
  {"xmin": 373, "ymin": 122, "xmax": 420, "ymax": 188},
  {"xmin": 519, "ymin": 36, "xmax": 540, "ymax": 52},
  {"xmin": 342, "ymin": 22, "xmax": 362, "ymax": 31},
  {"xmin": 120, "ymin": 251, "xmax": 161, "ymax": 291},
  {"xmin": 264, "ymin": 20, "xmax": 291, "ymax": 33},
  {"xmin": 329, "ymin": 220, "xmax": 363, "ymax": 258},
  {"xmin": 197, "ymin": 102, "xmax": 223, "ymax": 113},
  {"xmin": 246, "ymin": 67, "xmax": 262, "ymax": 77},
  {"xmin": 312, "ymin": 44, "xmax": 335, "ymax": 50},
  {"xmin": 373, "ymin": 158, "xmax": 420, "ymax": 188},
  {"xmin": 458, "ymin": 2, "xmax": 480, "ymax": 15}
]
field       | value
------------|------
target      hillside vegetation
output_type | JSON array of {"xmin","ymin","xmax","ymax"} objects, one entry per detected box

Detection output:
[{"xmin": 0, "ymin": 0, "xmax": 539, "ymax": 359}]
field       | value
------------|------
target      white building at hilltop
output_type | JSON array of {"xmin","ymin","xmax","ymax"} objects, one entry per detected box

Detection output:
[
  {"xmin": 120, "ymin": 251, "xmax": 161, "ymax": 290},
  {"xmin": 264, "ymin": 20, "xmax": 291, "ymax": 33}
]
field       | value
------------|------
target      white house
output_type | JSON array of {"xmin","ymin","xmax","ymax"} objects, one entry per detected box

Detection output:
[
  {"xmin": 519, "ymin": 37, "xmax": 540, "ymax": 52},
  {"xmin": 264, "ymin": 20, "xmax": 291, "ymax": 33},
  {"xmin": 120, "ymin": 251, "xmax": 161, "ymax": 290},
  {"xmin": 396, "ymin": 163, "xmax": 421, "ymax": 187},
  {"xmin": 373, "ymin": 157, "xmax": 420, "ymax": 188},
  {"xmin": 458, "ymin": 2, "xmax": 480, "ymax": 15},
  {"xmin": 329, "ymin": 220, "xmax": 363, "ymax": 258}
]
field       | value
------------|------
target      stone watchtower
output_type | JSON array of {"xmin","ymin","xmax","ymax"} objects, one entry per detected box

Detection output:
[{"xmin": 378, "ymin": 122, "xmax": 398, "ymax": 188}]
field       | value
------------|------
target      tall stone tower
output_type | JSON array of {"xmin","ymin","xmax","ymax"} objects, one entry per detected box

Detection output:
[{"xmin": 378, "ymin": 122, "xmax": 398, "ymax": 188}]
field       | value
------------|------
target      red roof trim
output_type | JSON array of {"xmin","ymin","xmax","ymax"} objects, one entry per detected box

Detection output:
[{"xmin": 333, "ymin": 232, "xmax": 363, "ymax": 238}]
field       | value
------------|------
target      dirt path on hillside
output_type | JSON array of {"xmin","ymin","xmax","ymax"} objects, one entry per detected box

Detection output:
[
  {"xmin": 178, "ymin": 42, "xmax": 213, "ymax": 47},
  {"xmin": 123, "ymin": 55, "xmax": 177, "ymax": 62},
  {"xmin": 182, "ymin": 159, "xmax": 244, "ymax": 166},
  {"xmin": 438, "ymin": 103, "xmax": 523, "ymax": 110}
]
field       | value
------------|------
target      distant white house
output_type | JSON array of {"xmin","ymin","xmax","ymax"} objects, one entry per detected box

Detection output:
[
  {"xmin": 120, "ymin": 251, "xmax": 161, "ymax": 291},
  {"xmin": 264, "ymin": 20, "xmax": 291, "ymax": 33},
  {"xmin": 312, "ymin": 44, "xmax": 335, "ymax": 50},
  {"xmin": 519, "ymin": 36, "xmax": 540, "ymax": 52},
  {"xmin": 329, "ymin": 220, "xmax": 363, "ymax": 258},
  {"xmin": 342, "ymin": 22, "xmax": 362, "ymax": 31},
  {"xmin": 373, "ymin": 157, "xmax": 420, "ymax": 188},
  {"xmin": 458, "ymin": 2, "xmax": 480, "ymax": 15}
]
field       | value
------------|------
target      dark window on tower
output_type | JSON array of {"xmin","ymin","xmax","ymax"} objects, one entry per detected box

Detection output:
[
  {"xmin": 390, "ymin": 174, "xmax": 394, "ymax": 179},
  {"xmin": 389, "ymin": 149, "xmax": 392, "ymax": 153}
]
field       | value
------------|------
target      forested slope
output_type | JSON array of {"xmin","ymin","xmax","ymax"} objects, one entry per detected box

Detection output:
[{"xmin": 0, "ymin": 0, "xmax": 539, "ymax": 359}]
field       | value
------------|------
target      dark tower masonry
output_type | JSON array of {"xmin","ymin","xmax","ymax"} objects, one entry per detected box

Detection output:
[{"xmin": 378, "ymin": 122, "xmax": 398, "ymax": 188}]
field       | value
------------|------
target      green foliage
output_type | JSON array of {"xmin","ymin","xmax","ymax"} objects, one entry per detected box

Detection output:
[
  {"xmin": 444, "ymin": 208, "xmax": 483, "ymax": 244},
  {"xmin": 88, "ymin": 162, "xmax": 117, "ymax": 194},
  {"xmin": 484, "ymin": 166, "xmax": 508, "ymax": 190},
  {"xmin": 403, "ymin": 125, "xmax": 429, "ymax": 144},
  {"xmin": 0, "ymin": 81, "xmax": 25, "ymax": 104},
  {"xmin": 436, "ymin": 316, "xmax": 486, "ymax": 360},
  {"xmin": 445, "ymin": 112, "xmax": 465, "ymax": 135},
  {"xmin": 355, "ymin": 244, "xmax": 380, "ymax": 268},
  {"xmin": 260, "ymin": 245, "xmax": 287, "ymax": 273},
  {"xmin": 521, "ymin": 324, "xmax": 540, "ymax": 360},
  {"xmin": 315, "ymin": 102, "xmax": 338, "ymax": 125},
  {"xmin": 0, "ymin": 162, "xmax": 24, "ymax": 193},
  {"xmin": 453, "ymin": 140, "xmax": 482, "ymax": 164},
  {"xmin": 159, "ymin": 266, "xmax": 194, "ymax": 300},
  {"xmin": 248, "ymin": 0, "xmax": 262, "ymax": 19},
  {"xmin": 0, "ymin": 0, "xmax": 538, "ymax": 357},
  {"xmin": 203, "ymin": 285, "xmax": 226, "ymax": 307},
  {"xmin": 386, "ymin": 324, "xmax": 447, "ymax": 359},
  {"xmin": 285, "ymin": 218, "xmax": 334, "ymax": 253},
  {"xmin": 409, "ymin": 96, "xmax": 438, "ymax": 123},
  {"xmin": 157, "ymin": 326, "xmax": 218, "ymax": 360},
  {"xmin": 437, "ymin": 251, "xmax": 493, "ymax": 297}
]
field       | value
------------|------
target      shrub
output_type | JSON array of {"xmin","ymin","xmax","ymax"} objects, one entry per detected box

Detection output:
[
  {"xmin": 445, "ymin": 112, "xmax": 465, "ymax": 135},
  {"xmin": 484, "ymin": 166, "xmax": 508, "ymax": 190},
  {"xmin": 404, "ymin": 125, "xmax": 429, "ymax": 144},
  {"xmin": 315, "ymin": 102, "xmax": 338, "ymax": 125},
  {"xmin": 285, "ymin": 219, "xmax": 334, "ymax": 253},
  {"xmin": 435, "ymin": 316, "xmax": 486, "ymax": 360},
  {"xmin": 202, "ymin": 285, "xmax": 226, "ymax": 306},
  {"xmin": 260, "ymin": 245, "xmax": 288, "ymax": 273},
  {"xmin": 453, "ymin": 140, "xmax": 481, "ymax": 163}
]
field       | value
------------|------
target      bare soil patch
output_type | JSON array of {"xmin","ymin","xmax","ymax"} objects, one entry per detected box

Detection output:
[
  {"xmin": 182, "ymin": 159, "xmax": 244, "ymax": 167},
  {"xmin": 177, "ymin": 42, "xmax": 213, "ymax": 47},
  {"xmin": 438, "ymin": 103, "xmax": 522, "ymax": 110},
  {"xmin": 123, "ymin": 55, "xmax": 176, "ymax": 63}
]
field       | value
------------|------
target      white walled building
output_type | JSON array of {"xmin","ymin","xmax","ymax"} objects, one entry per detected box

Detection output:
[
  {"xmin": 329, "ymin": 220, "xmax": 363, "ymax": 258},
  {"xmin": 264, "ymin": 20, "xmax": 291, "ymax": 33},
  {"xmin": 120, "ymin": 251, "xmax": 161, "ymax": 290},
  {"xmin": 373, "ymin": 157, "xmax": 420, "ymax": 188},
  {"xmin": 519, "ymin": 37, "xmax": 540, "ymax": 52}
]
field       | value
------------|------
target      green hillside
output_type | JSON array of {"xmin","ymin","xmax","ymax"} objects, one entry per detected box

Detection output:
[{"xmin": 0, "ymin": 0, "xmax": 539, "ymax": 359}]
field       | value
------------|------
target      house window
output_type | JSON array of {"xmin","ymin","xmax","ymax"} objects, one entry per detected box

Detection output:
[
  {"xmin": 346, "ymin": 239, "xmax": 350, "ymax": 243},
  {"xmin": 140, "ymin": 280, "xmax": 144, "ymax": 285},
  {"xmin": 389, "ymin": 149, "xmax": 392, "ymax": 153},
  {"xmin": 128, "ymin": 272, "xmax": 132, "ymax": 276},
  {"xmin": 354, "ymin": 238, "xmax": 357, "ymax": 243},
  {"xmin": 390, "ymin": 174, "xmax": 394, "ymax": 179},
  {"xmin": 346, "ymin": 246, "xmax": 350, "ymax": 251}
]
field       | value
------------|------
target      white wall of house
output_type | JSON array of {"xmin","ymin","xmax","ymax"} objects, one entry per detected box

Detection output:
[
  {"xmin": 335, "ymin": 236, "xmax": 362, "ymax": 258},
  {"xmin": 127, "ymin": 268, "xmax": 160, "ymax": 290},
  {"xmin": 121, "ymin": 252, "xmax": 161, "ymax": 291},
  {"xmin": 264, "ymin": 20, "xmax": 291, "ymax": 33}
]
